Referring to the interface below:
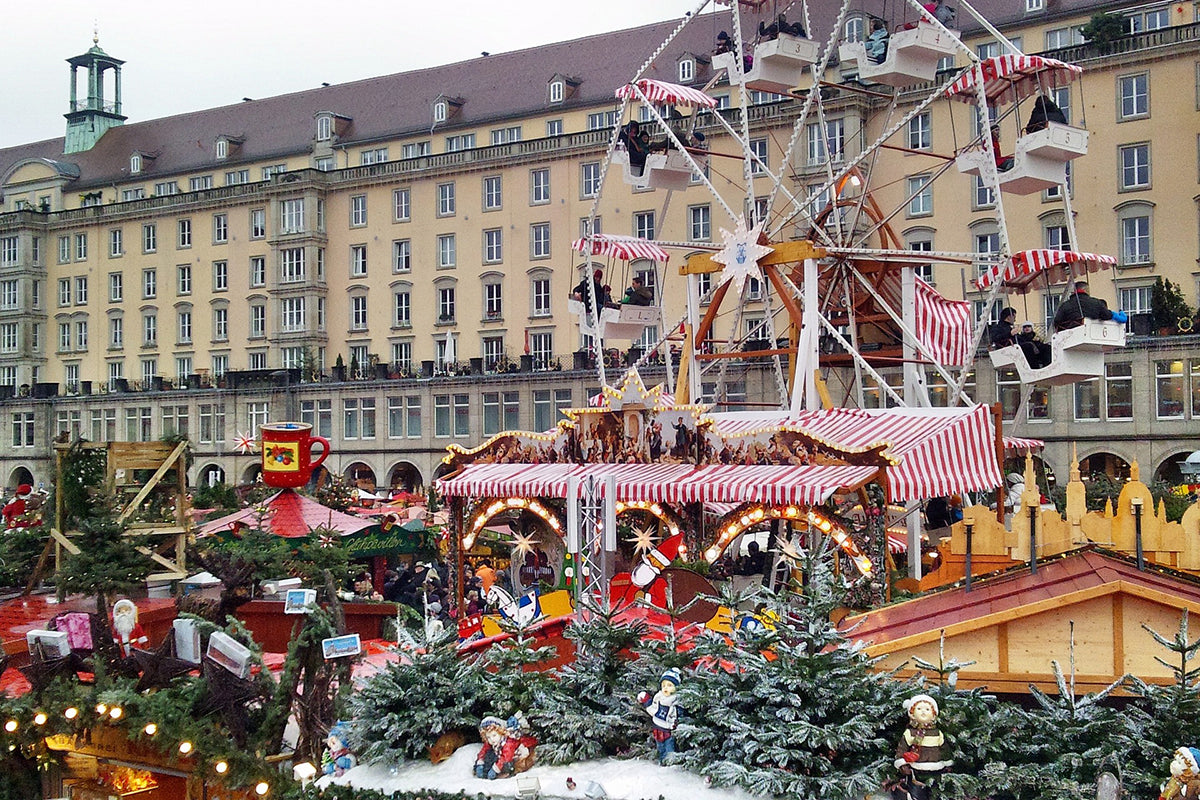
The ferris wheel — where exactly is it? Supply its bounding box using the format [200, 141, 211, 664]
[574, 0, 1115, 414]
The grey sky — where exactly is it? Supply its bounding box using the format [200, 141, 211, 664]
[0, 0, 695, 150]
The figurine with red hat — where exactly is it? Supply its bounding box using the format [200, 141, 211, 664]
[3, 483, 39, 531]
[630, 532, 686, 589]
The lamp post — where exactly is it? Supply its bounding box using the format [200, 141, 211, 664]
[1131, 495, 1144, 570]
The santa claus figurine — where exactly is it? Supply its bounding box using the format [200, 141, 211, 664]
[1160, 747, 1200, 800]
[111, 599, 149, 657]
[630, 532, 686, 589]
[891, 693, 953, 800]
[2, 484, 35, 530]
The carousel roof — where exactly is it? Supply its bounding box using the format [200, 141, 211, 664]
[436, 461, 878, 506]
[615, 78, 718, 108]
[945, 54, 1082, 106]
[975, 249, 1117, 294]
[710, 405, 1003, 501]
[197, 489, 376, 539]
[571, 233, 671, 263]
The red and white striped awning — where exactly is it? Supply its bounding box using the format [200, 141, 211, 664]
[975, 249, 1116, 294]
[711, 405, 1003, 502]
[571, 234, 670, 263]
[946, 55, 1083, 106]
[616, 79, 719, 109]
[878, 273, 973, 367]
[1003, 436, 1044, 454]
[436, 462, 876, 506]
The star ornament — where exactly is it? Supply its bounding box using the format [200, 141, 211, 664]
[233, 430, 257, 455]
[712, 217, 772, 298]
[624, 525, 660, 555]
[511, 530, 538, 558]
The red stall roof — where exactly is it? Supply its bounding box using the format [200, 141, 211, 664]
[198, 489, 376, 539]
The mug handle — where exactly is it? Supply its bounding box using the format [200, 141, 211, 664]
[309, 436, 330, 471]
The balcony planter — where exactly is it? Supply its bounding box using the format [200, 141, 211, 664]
[469, 357, 484, 376]
[625, 347, 642, 367]
[151, 376, 165, 392]
[32, 383, 58, 399]
[331, 365, 347, 382]
[80, 381, 92, 396]
[186, 373, 201, 389]
[421, 360, 435, 378]
[520, 354, 534, 372]
[374, 363, 390, 380]
[114, 378, 130, 393]
[573, 350, 591, 370]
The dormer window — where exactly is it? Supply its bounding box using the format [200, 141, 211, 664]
[679, 57, 696, 83]
[216, 139, 228, 160]
[129, 153, 142, 174]
[549, 80, 564, 104]
[316, 115, 332, 142]
[433, 101, 447, 123]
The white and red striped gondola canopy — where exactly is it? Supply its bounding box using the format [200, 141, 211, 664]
[615, 79, 719, 109]
[975, 249, 1116, 294]
[571, 234, 670, 263]
[945, 55, 1083, 106]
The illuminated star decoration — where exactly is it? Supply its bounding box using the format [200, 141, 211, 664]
[233, 431, 257, 455]
[317, 532, 338, 549]
[624, 525, 660, 555]
[773, 538, 805, 569]
[510, 530, 538, 559]
[711, 216, 773, 298]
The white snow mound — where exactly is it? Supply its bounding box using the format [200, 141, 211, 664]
[318, 744, 761, 800]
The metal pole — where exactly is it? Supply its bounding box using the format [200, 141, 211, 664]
[1028, 502, 1038, 576]
[1132, 498, 1145, 570]
[964, 522, 974, 592]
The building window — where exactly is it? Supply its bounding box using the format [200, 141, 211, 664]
[1156, 360, 1185, 418]
[189, 176, 213, 192]
[73, 276, 88, 305]
[1120, 285, 1153, 315]
[250, 304, 265, 338]
[1119, 143, 1150, 190]
[547, 119, 563, 136]
[484, 229, 503, 263]
[177, 310, 192, 344]
[401, 141, 431, 159]
[748, 137, 768, 175]
[142, 224, 156, 253]
[689, 205, 711, 240]
[1190, 361, 1200, 418]
[531, 168, 551, 204]
[360, 148, 388, 165]
[343, 398, 377, 440]
[143, 313, 157, 345]
[316, 115, 332, 141]
[213, 261, 228, 292]
[350, 195, 367, 227]
[908, 112, 932, 150]
[250, 209, 266, 239]
[58, 236, 70, 264]
[394, 290, 411, 327]
[351, 296, 368, 330]
[282, 297, 306, 332]
[393, 240, 411, 272]
[177, 219, 192, 248]
[483, 176, 502, 210]
[393, 188, 411, 221]
[806, 119, 845, 165]
[532, 276, 552, 317]
[1045, 222, 1070, 251]
[281, 199, 305, 233]
[549, 80, 564, 104]
[530, 331, 553, 369]
[109, 229, 123, 257]
[1025, 0, 1043, 11]
[1074, 379, 1100, 421]
[484, 282, 503, 318]
[143, 269, 157, 299]
[438, 286, 456, 321]
[109, 317, 123, 348]
[225, 169, 249, 185]
[437, 234, 456, 268]
[351, 245, 368, 277]
[155, 181, 179, 196]
[582, 162, 601, 198]
[445, 134, 475, 152]
[213, 307, 228, 341]
[1119, 208, 1152, 265]
[1118, 73, 1149, 120]
[58, 278, 71, 307]
[434, 395, 451, 437]
[845, 16, 865, 42]
[437, 183, 456, 216]
[178, 265, 192, 295]
[250, 256, 265, 287]
[262, 164, 286, 180]
[281, 247, 305, 283]
[973, 175, 995, 209]
[678, 57, 695, 83]
[531, 223, 551, 259]
[906, 176, 932, 216]
[11, 412, 35, 447]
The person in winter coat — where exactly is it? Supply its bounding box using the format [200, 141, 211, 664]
[1053, 281, 1128, 332]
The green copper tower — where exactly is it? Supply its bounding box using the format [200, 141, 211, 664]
[63, 31, 125, 154]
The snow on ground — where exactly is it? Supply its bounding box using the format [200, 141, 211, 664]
[319, 744, 761, 800]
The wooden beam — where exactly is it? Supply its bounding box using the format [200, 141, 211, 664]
[50, 528, 82, 556]
[680, 240, 828, 275]
[117, 440, 189, 524]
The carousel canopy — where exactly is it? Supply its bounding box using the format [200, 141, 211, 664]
[436, 461, 878, 506]
[710, 405, 1003, 502]
[615, 78, 718, 108]
[975, 249, 1116, 294]
[571, 233, 670, 263]
[1004, 436, 1044, 454]
[945, 54, 1082, 106]
[878, 273, 973, 367]
[197, 489, 376, 538]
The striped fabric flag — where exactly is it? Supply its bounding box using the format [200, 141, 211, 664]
[914, 276, 972, 367]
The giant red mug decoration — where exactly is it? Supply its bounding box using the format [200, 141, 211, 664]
[260, 422, 330, 488]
